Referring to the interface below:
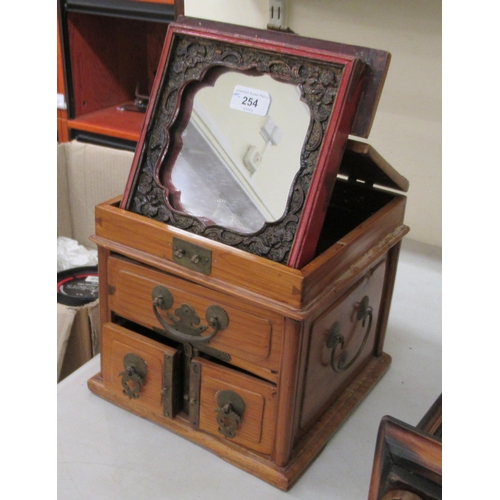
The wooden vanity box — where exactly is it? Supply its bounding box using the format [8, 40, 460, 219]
[87, 18, 409, 490]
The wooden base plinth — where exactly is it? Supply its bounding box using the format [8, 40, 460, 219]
[88, 353, 391, 490]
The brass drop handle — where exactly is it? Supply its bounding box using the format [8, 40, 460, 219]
[119, 353, 147, 399]
[152, 285, 229, 345]
[215, 390, 246, 439]
[326, 295, 373, 373]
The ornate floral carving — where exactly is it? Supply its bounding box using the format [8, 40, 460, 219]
[126, 34, 345, 264]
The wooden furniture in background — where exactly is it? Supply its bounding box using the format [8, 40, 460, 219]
[368, 395, 442, 500]
[57, 0, 182, 148]
[57, 9, 69, 143]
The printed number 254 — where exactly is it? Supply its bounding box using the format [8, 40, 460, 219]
[242, 96, 258, 107]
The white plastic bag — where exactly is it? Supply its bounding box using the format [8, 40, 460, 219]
[57, 237, 98, 272]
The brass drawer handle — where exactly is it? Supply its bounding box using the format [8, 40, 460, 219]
[215, 390, 246, 439]
[152, 285, 229, 345]
[119, 353, 147, 399]
[326, 295, 373, 373]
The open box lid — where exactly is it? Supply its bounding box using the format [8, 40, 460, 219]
[121, 17, 394, 269]
[341, 140, 409, 192]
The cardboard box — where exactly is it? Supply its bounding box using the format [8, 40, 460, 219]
[57, 140, 133, 381]
[57, 300, 99, 381]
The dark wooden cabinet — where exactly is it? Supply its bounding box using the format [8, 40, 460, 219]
[58, 0, 179, 149]
[368, 395, 442, 500]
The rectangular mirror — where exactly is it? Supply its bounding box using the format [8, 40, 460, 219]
[121, 17, 390, 268]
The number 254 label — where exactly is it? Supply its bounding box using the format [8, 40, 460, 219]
[230, 85, 271, 116]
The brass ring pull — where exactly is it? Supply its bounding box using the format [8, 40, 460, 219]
[327, 295, 373, 373]
[119, 353, 147, 399]
[215, 390, 246, 439]
[152, 285, 229, 345]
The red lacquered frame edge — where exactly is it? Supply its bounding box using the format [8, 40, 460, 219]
[121, 17, 386, 269]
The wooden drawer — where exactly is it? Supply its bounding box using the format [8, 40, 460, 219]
[107, 255, 283, 382]
[101, 322, 182, 418]
[189, 357, 278, 456]
[299, 257, 387, 429]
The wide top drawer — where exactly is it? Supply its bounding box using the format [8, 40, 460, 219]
[106, 255, 283, 382]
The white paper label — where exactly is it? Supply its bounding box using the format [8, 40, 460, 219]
[57, 93, 67, 110]
[230, 86, 271, 116]
[85, 276, 99, 283]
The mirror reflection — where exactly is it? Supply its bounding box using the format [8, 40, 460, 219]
[167, 71, 311, 234]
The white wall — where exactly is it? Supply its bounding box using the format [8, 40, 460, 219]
[184, 0, 442, 247]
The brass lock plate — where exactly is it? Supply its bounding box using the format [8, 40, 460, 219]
[215, 390, 246, 439]
[119, 353, 148, 399]
[172, 237, 212, 275]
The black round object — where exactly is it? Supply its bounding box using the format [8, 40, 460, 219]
[57, 266, 99, 306]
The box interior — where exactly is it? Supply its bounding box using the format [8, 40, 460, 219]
[315, 179, 397, 257]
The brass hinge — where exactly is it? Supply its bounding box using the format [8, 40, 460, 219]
[189, 361, 202, 429]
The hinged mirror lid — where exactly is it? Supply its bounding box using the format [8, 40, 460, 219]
[121, 17, 393, 269]
[340, 140, 409, 193]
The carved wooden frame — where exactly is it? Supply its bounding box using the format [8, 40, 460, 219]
[121, 18, 382, 268]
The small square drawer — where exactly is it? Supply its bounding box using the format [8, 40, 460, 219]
[189, 357, 277, 456]
[101, 323, 182, 418]
[107, 255, 283, 382]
